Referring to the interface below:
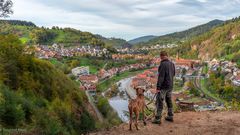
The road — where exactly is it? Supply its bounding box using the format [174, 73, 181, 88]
[192, 67, 224, 104]
[124, 77, 136, 99]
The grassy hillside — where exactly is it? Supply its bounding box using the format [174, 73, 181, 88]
[177, 17, 240, 65]
[0, 35, 96, 134]
[135, 19, 224, 47]
[0, 20, 131, 49]
[0, 20, 105, 47]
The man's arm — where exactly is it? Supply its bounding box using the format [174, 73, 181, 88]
[157, 64, 165, 90]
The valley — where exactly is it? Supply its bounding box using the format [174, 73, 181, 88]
[1, 2, 240, 134]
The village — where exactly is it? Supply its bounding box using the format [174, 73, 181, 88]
[33, 43, 240, 112]
[33, 43, 152, 61]
[68, 51, 240, 112]
[34, 44, 110, 59]
[127, 57, 239, 112]
[208, 59, 240, 86]
[71, 57, 160, 95]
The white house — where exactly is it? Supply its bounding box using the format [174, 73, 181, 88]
[72, 66, 89, 77]
[233, 75, 240, 86]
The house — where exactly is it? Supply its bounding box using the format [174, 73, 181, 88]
[98, 69, 108, 79]
[72, 66, 89, 77]
[52, 43, 59, 49]
[81, 83, 97, 95]
[209, 59, 219, 67]
[175, 58, 200, 69]
[232, 74, 240, 86]
[79, 75, 98, 84]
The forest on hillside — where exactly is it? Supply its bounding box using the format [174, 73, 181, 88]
[135, 19, 224, 47]
[0, 35, 96, 134]
[176, 17, 240, 66]
[0, 20, 130, 49]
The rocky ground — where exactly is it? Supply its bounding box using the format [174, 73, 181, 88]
[91, 111, 240, 135]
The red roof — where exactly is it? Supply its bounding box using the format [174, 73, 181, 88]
[79, 75, 98, 82]
[137, 74, 147, 78]
[235, 74, 240, 80]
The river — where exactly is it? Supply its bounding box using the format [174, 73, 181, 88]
[108, 77, 135, 122]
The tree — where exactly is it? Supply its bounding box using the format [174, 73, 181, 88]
[0, 86, 25, 128]
[0, 35, 23, 89]
[0, 0, 13, 18]
[181, 68, 187, 86]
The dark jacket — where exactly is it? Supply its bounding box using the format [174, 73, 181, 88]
[157, 59, 175, 90]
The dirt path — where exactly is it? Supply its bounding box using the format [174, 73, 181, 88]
[91, 111, 240, 135]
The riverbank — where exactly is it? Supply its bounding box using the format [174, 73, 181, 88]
[97, 69, 146, 92]
[108, 77, 133, 122]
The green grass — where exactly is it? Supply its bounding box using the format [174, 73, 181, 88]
[61, 57, 143, 75]
[200, 79, 225, 103]
[184, 97, 205, 103]
[202, 65, 208, 74]
[97, 69, 147, 92]
[49, 58, 62, 65]
[173, 80, 183, 92]
[78, 58, 102, 74]
[61, 57, 106, 74]
[19, 37, 29, 44]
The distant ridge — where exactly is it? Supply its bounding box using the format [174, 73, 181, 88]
[128, 35, 157, 45]
[0, 19, 36, 27]
[96, 34, 131, 48]
[134, 19, 224, 47]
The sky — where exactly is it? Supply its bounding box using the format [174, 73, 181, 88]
[8, 0, 240, 40]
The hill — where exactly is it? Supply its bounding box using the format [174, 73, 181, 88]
[135, 19, 224, 47]
[0, 35, 96, 134]
[0, 20, 105, 47]
[128, 35, 156, 45]
[0, 20, 36, 27]
[96, 34, 131, 48]
[177, 17, 240, 65]
[92, 111, 240, 135]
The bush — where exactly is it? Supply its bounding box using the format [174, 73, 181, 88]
[35, 109, 67, 135]
[0, 85, 25, 128]
[97, 96, 111, 117]
[96, 96, 121, 127]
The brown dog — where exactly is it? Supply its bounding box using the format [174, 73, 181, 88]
[128, 86, 147, 130]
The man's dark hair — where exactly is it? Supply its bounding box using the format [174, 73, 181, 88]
[160, 51, 168, 57]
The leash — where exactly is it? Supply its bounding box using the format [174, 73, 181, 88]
[145, 97, 157, 120]
[146, 93, 157, 106]
[145, 93, 157, 112]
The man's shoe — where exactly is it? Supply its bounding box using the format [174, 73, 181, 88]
[152, 119, 161, 124]
[165, 116, 174, 122]
[152, 116, 161, 124]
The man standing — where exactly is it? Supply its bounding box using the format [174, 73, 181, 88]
[153, 51, 175, 124]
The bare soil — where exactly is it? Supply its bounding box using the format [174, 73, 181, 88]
[91, 111, 240, 135]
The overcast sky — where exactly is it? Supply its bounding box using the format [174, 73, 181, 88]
[8, 0, 240, 40]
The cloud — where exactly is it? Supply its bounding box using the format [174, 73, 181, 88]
[9, 0, 240, 40]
